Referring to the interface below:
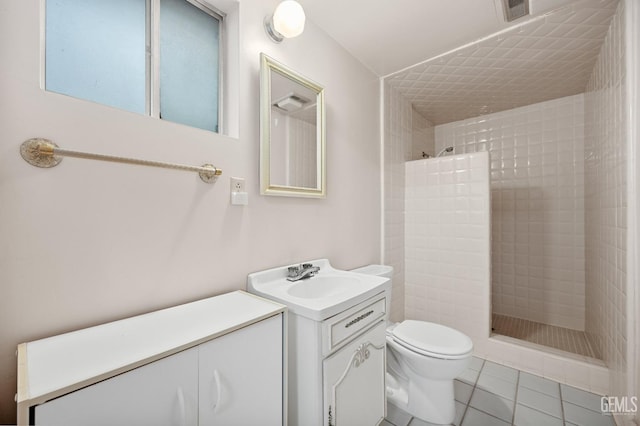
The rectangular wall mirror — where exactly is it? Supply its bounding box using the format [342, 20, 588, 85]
[260, 53, 325, 198]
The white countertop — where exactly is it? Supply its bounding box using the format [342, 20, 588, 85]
[17, 291, 285, 405]
[247, 259, 390, 320]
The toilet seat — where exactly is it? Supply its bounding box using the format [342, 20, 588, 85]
[390, 320, 473, 360]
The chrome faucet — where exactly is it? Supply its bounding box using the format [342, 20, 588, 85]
[287, 263, 320, 281]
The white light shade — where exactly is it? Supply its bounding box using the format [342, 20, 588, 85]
[272, 0, 305, 38]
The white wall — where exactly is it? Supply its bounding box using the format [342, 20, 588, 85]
[435, 94, 587, 331]
[0, 0, 381, 423]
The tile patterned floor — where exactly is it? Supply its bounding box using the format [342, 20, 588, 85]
[492, 314, 599, 359]
[383, 357, 616, 426]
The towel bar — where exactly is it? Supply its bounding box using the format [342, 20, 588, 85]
[20, 138, 222, 183]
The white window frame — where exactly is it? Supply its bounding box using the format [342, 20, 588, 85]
[40, 0, 238, 136]
[147, 0, 225, 133]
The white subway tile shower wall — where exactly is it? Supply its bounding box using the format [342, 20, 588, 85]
[585, 0, 628, 403]
[384, 82, 413, 322]
[404, 152, 491, 342]
[435, 94, 586, 331]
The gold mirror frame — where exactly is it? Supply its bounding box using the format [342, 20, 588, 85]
[260, 53, 326, 198]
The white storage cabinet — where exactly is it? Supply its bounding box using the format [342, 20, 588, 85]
[17, 291, 285, 425]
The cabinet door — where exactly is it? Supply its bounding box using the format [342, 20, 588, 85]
[199, 314, 283, 425]
[35, 347, 198, 426]
[323, 321, 386, 426]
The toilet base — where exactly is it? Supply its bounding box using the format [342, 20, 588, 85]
[386, 372, 409, 408]
[386, 373, 456, 425]
[408, 377, 455, 424]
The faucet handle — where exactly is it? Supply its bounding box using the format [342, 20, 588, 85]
[287, 265, 301, 277]
[302, 263, 313, 269]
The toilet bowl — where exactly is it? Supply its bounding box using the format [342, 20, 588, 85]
[386, 320, 473, 424]
[351, 265, 473, 425]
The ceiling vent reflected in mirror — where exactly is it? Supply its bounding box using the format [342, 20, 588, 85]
[273, 93, 311, 112]
[502, 0, 529, 21]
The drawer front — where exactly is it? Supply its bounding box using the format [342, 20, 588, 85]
[323, 295, 386, 355]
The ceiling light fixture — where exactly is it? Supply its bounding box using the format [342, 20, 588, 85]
[264, 0, 306, 43]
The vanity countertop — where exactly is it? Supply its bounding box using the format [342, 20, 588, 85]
[17, 290, 285, 405]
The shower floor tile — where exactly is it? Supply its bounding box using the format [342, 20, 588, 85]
[491, 314, 599, 359]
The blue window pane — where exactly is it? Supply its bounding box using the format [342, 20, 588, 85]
[45, 0, 146, 114]
[160, 0, 220, 132]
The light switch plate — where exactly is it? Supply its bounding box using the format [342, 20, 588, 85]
[231, 192, 248, 205]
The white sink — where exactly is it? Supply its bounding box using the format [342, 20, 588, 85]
[247, 259, 391, 320]
[287, 275, 360, 299]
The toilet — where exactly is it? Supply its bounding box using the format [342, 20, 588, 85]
[352, 265, 473, 425]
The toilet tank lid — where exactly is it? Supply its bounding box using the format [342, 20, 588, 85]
[392, 320, 473, 357]
[350, 264, 393, 278]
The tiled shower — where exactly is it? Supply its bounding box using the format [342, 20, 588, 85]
[383, 0, 634, 406]
[435, 94, 586, 332]
[434, 94, 590, 355]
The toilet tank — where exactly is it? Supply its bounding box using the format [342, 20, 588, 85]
[351, 264, 393, 281]
[351, 265, 393, 319]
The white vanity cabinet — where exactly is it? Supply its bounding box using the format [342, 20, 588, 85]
[288, 293, 388, 426]
[17, 291, 285, 426]
[247, 259, 392, 425]
[323, 321, 386, 426]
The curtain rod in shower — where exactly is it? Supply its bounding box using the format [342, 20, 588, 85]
[19, 138, 222, 183]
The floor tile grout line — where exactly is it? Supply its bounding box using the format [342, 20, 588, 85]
[563, 399, 613, 416]
[517, 380, 561, 399]
[516, 399, 565, 422]
[559, 381, 566, 423]
[478, 366, 519, 384]
[469, 405, 514, 425]
[517, 374, 566, 421]
[511, 370, 520, 425]
[458, 360, 482, 426]
[465, 359, 523, 425]
[457, 396, 470, 425]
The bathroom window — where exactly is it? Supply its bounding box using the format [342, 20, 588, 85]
[45, 0, 222, 133]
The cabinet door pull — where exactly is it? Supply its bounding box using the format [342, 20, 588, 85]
[176, 386, 186, 426]
[212, 369, 223, 413]
[345, 310, 374, 328]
